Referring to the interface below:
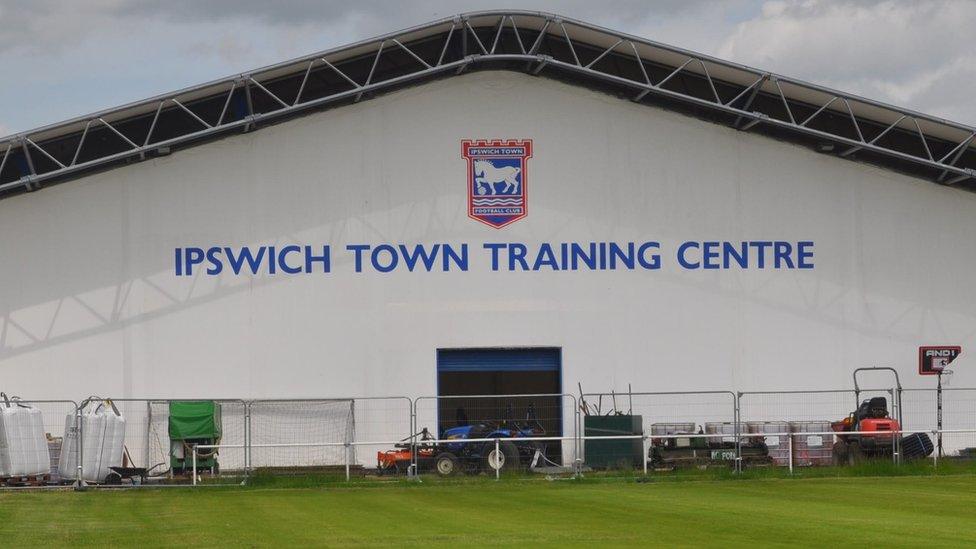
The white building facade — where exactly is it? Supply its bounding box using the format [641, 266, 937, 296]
[1, 69, 973, 402]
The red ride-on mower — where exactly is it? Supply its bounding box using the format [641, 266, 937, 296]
[831, 367, 934, 465]
[830, 396, 933, 465]
[831, 396, 900, 464]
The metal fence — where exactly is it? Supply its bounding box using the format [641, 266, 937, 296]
[581, 391, 737, 472]
[411, 393, 578, 477]
[2, 387, 976, 488]
[903, 388, 976, 458]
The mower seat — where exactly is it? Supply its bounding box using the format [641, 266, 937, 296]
[855, 397, 889, 421]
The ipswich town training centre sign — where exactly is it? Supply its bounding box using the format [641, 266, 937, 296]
[463, 139, 532, 228]
[174, 138, 818, 277]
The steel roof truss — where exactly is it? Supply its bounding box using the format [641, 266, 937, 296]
[0, 143, 10, 178]
[0, 11, 973, 196]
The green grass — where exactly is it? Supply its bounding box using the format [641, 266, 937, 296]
[3, 472, 976, 547]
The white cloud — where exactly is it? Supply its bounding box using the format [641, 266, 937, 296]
[717, 0, 976, 124]
[0, 0, 752, 133]
[0, 0, 972, 133]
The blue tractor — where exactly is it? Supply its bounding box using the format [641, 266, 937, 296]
[433, 404, 546, 476]
[378, 403, 548, 476]
[436, 404, 547, 475]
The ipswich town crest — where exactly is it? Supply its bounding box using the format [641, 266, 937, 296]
[462, 139, 533, 228]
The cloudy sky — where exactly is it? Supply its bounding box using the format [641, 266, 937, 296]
[0, 0, 974, 138]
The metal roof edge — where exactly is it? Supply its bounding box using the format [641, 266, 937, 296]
[0, 10, 973, 193]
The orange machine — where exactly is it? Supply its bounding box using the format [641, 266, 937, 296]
[831, 396, 900, 464]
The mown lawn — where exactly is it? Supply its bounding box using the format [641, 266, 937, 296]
[2, 475, 975, 547]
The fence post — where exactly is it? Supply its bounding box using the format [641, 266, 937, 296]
[144, 401, 152, 474]
[788, 433, 793, 475]
[888, 388, 902, 466]
[409, 398, 418, 480]
[75, 404, 85, 489]
[892, 427, 897, 465]
[345, 442, 351, 482]
[244, 401, 251, 479]
[734, 392, 743, 474]
[574, 398, 582, 478]
[642, 435, 648, 476]
[495, 438, 500, 481]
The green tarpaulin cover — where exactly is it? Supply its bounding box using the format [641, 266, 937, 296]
[168, 401, 222, 440]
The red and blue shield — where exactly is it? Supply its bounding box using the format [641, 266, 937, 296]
[462, 139, 533, 228]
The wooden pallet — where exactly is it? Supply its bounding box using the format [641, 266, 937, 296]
[2, 473, 51, 487]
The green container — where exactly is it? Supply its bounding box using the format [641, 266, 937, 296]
[169, 401, 222, 471]
[584, 415, 643, 469]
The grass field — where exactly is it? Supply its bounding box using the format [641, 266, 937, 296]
[3, 472, 976, 547]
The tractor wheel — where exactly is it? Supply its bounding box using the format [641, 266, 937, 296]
[434, 452, 460, 477]
[483, 441, 520, 473]
[832, 440, 848, 466]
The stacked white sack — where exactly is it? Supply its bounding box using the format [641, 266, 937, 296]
[59, 399, 125, 483]
[0, 395, 52, 477]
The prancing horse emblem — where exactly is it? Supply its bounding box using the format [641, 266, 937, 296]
[462, 139, 532, 228]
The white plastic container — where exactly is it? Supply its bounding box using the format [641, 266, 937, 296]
[746, 421, 791, 466]
[650, 423, 697, 447]
[0, 394, 52, 477]
[704, 422, 739, 443]
[59, 398, 126, 483]
[790, 421, 833, 466]
[650, 422, 696, 436]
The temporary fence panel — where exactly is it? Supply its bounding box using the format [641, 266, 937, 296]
[745, 421, 791, 466]
[737, 390, 858, 468]
[8, 384, 976, 489]
[903, 388, 976, 457]
[789, 421, 833, 466]
[412, 393, 577, 476]
[582, 391, 736, 471]
[143, 399, 247, 483]
[248, 399, 356, 471]
[103, 400, 166, 479]
[344, 397, 412, 472]
[739, 390, 865, 424]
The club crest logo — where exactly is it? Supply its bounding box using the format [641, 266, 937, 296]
[462, 139, 533, 228]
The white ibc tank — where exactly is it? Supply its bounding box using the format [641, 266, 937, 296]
[59, 398, 125, 483]
[0, 394, 52, 478]
[650, 422, 696, 436]
[704, 422, 739, 443]
[746, 421, 791, 466]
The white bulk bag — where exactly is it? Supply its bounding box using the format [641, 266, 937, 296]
[59, 398, 126, 483]
[0, 393, 51, 477]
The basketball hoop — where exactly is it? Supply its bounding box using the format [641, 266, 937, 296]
[919, 346, 961, 375]
[921, 345, 964, 460]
